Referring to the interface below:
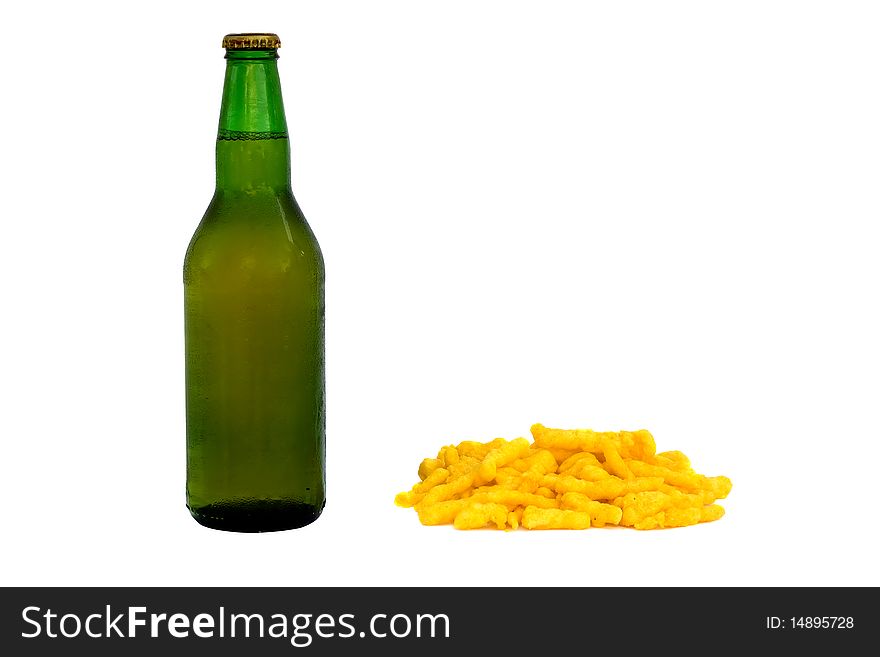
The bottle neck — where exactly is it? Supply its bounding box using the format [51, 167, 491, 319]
[216, 50, 290, 193]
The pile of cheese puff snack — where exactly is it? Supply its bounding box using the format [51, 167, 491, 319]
[395, 424, 732, 530]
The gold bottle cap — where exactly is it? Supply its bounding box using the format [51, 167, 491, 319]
[222, 33, 281, 50]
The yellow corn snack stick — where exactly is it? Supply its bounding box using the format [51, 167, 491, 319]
[632, 507, 698, 530]
[615, 491, 670, 527]
[478, 437, 531, 483]
[559, 492, 623, 527]
[455, 441, 486, 459]
[571, 463, 612, 482]
[602, 442, 633, 479]
[510, 450, 557, 483]
[538, 473, 559, 489]
[437, 445, 460, 467]
[660, 483, 722, 506]
[524, 449, 558, 475]
[554, 474, 664, 500]
[704, 475, 733, 500]
[507, 507, 524, 530]
[420, 471, 475, 506]
[521, 506, 590, 530]
[470, 489, 559, 510]
[514, 449, 559, 493]
[417, 466, 450, 490]
[701, 504, 726, 523]
[447, 455, 481, 479]
[557, 451, 600, 474]
[625, 477, 666, 493]
[516, 476, 538, 494]
[629, 460, 732, 501]
[453, 502, 509, 530]
[418, 458, 443, 481]
[627, 459, 704, 490]
[394, 467, 450, 507]
[509, 459, 529, 473]
[531, 423, 610, 453]
[616, 430, 656, 461]
[651, 450, 692, 472]
[396, 424, 731, 530]
[615, 489, 725, 529]
[633, 503, 725, 529]
[544, 447, 579, 464]
[394, 491, 418, 508]
[552, 474, 596, 495]
[532, 425, 655, 460]
[416, 499, 470, 526]
[457, 438, 507, 460]
[553, 474, 623, 499]
[663, 507, 704, 528]
[657, 485, 706, 509]
[494, 466, 522, 488]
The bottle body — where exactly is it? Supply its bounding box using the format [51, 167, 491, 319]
[184, 36, 324, 532]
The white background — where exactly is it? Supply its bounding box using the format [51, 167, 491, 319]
[1, 1, 878, 587]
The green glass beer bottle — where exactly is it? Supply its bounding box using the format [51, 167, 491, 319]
[184, 33, 325, 532]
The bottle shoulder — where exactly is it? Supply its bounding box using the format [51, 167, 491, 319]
[184, 190, 323, 284]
